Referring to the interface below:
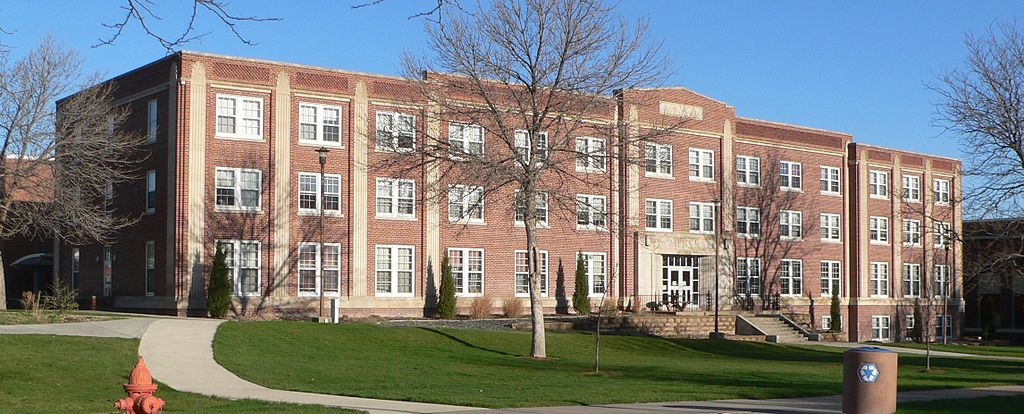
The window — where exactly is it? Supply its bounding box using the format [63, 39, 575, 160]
[71, 248, 80, 290]
[576, 195, 607, 229]
[736, 207, 760, 237]
[376, 178, 415, 218]
[780, 210, 802, 240]
[214, 168, 262, 212]
[688, 148, 714, 181]
[820, 166, 840, 194]
[297, 243, 341, 296]
[736, 155, 760, 186]
[375, 245, 414, 297]
[645, 199, 673, 231]
[820, 213, 841, 241]
[515, 250, 548, 297]
[147, 98, 158, 144]
[216, 240, 261, 296]
[514, 130, 548, 163]
[736, 257, 761, 296]
[872, 315, 891, 342]
[935, 314, 953, 339]
[580, 252, 607, 296]
[449, 248, 484, 296]
[146, 170, 156, 214]
[870, 262, 889, 297]
[689, 202, 716, 234]
[869, 170, 889, 198]
[869, 217, 889, 244]
[780, 259, 803, 296]
[933, 221, 951, 248]
[933, 179, 950, 205]
[515, 191, 549, 226]
[449, 122, 483, 156]
[903, 263, 921, 298]
[823, 315, 843, 331]
[780, 161, 802, 190]
[448, 185, 484, 223]
[645, 143, 672, 177]
[933, 265, 949, 297]
[216, 95, 263, 139]
[906, 315, 916, 339]
[576, 137, 606, 172]
[821, 261, 841, 296]
[145, 241, 156, 296]
[299, 103, 342, 145]
[297, 173, 341, 215]
[902, 175, 920, 202]
[902, 220, 921, 246]
[376, 111, 416, 151]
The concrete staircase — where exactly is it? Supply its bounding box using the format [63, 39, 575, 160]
[750, 315, 811, 343]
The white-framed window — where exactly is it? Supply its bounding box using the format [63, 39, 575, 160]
[869, 216, 889, 244]
[449, 248, 484, 296]
[935, 314, 953, 339]
[933, 179, 951, 205]
[147, 98, 158, 144]
[870, 262, 890, 297]
[576, 194, 607, 229]
[215, 168, 262, 212]
[297, 243, 341, 296]
[299, 103, 342, 145]
[145, 241, 156, 296]
[689, 202, 716, 234]
[823, 315, 844, 331]
[933, 264, 949, 297]
[906, 315, 916, 337]
[448, 184, 484, 224]
[449, 122, 484, 157]
[736, 155, 760, 186]
[375, 245, 414, 297]
[514, 250, 548, 297]
[146, 170, 157, 214]
[297, 172, 341, 215]
[645, 199, 673, 232]
[820, 166, 840, 194]
[902, 219, 921, 246]
[869, 170, 889, 198]
[71, 247, 80, 290]
[902, 175, 920, 202]
[216, 95, 263, 139]
[215, 240, 261, 296]
[514, 191, 549, 226]
[576, 137, 606, 172]
[375, 178, 415, 218]
[820, 261, 841, 297]
[736, 206, 760, 237]
[580, 252, 607, 297]
[645, 143, 672, 177]
[514, 130, 548, 163]
[780, 161, 802, 190]
[903, 263, 921, 298]
[376, 111, 416, 151]
[688, 148, 714, 181]
[872, 315, 891, 342]
[933, 221, 951, 248]
[780, 210, 802, 240]
[736, 257, 761, 296]
[780, 259, 803, 296]
[820, 213, 841, 242]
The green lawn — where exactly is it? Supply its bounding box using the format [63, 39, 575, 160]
[214, 321, 1024, 408]
[0, 334, 360, 414]
[886, 342, 1024, 358]
[898, 394, 1024, 413]
[0, 309, 119, 325]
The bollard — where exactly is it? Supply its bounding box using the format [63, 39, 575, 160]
[842, 346, 897, 414]
[114, 356, 166, 414]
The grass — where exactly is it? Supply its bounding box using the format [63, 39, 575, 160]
[0, 309, 118, 325]
[886, 342, 1024, 358]
[0, 334, 360, 414]
[898, 394, 1024, 413]
[214, 321, 1024, 408]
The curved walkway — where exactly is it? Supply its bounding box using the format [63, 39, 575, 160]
[139, 318, 476, 414]
[0, 317, 155, 338]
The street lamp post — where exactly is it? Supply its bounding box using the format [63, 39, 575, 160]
[943, 238, 950, 345]
[316, 147, 330, 323]
[710, 198, 724, 339]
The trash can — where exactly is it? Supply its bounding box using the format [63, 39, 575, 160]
[842, 346, 898, 414]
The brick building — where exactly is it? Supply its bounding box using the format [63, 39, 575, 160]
[55, 51, 963, 341]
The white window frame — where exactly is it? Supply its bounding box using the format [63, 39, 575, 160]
[933, 221, 951, 248]
[375, 178, 416, 219]
[449, 122, 484, 157]
[780, 259, 803, 296]
[375, 245, 415, 297]
[933, 264, 950, 298]
[297, 172, 341, 216]
[576, 137, 607, 173]
[736, 206, 761, 237]
[71, 247, 80, 290]
[449, 247, 485, 297]
[902, 175, 921, 202]
[933, 179, 951, 205]
[146, 98, 158, 144]
[935, 314, 953, 339]
[215, 167, 263, 212]
[645, 199, 673, 232]
[514, 130, 548, 163]
[216, 94, 264, 140]
[645, 143, 672, 177]
[823, 315, 844, 331]
[580, 252, 607, 297]
[820, 166, 840, 195]
[870, 262, 890, 297]
[145, 170, 157, 214]
[869, 170, 889, 199]
[736, 155, 760, 187]
[820, 260, 841, 297]
[688, 202, 716, 234]
[869, 216, 889, 244]
[375, 111, 416, 152]
[514, 250, 548, 298]
[736, 257, 761, 296]
[688, 148, 714, 181]
[298, 103, 343, 146]
[448, 184, 484, 224]
[902, 219, 921, 247]
[215, 239, 262, 297]
[145, 240, 156, 296]
[297, 242, 342, 297]
[514, 190, 549, 227]
[820, 213, 841, 242]
[872, 315, 891, 342]
[780, 161, 802, 190]
[903, 263, 921, 298]
[576, 194, 607, 229]
[780, 210, 803, 240]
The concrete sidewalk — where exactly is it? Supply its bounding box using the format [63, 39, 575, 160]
[809, 341, 1024, 362]
[0, 317, 155, 338]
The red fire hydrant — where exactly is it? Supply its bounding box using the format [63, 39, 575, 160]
[114, 356, 165, 414]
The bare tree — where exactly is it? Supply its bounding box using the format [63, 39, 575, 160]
[381, 0, 674, 358]
[96, 0, 279, 52]
[0, 37, 144, 309]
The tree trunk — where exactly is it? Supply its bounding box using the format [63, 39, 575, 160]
[0, 251, 7, 310]
[525, 191, 546, 359]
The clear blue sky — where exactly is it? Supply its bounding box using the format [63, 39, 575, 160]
[3, 1, 1022, 160]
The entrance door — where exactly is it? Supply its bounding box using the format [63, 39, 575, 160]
[662, 255, 700, 310]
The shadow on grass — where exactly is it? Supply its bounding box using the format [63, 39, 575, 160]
[418, 327, 519, 357]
